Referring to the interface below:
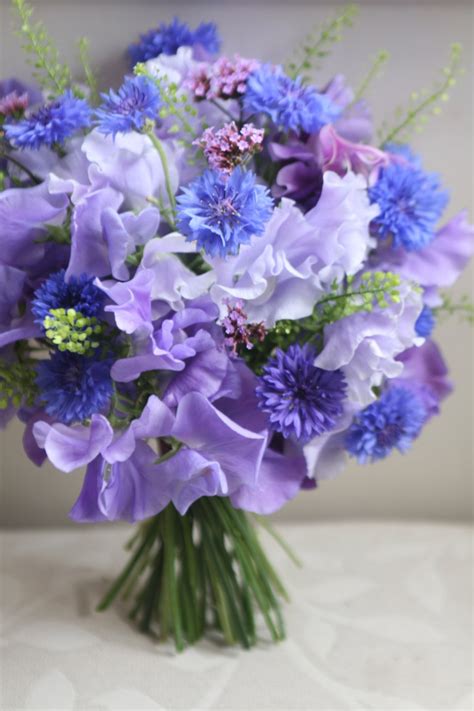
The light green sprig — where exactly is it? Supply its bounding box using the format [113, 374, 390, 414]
[378, 43, 463, 146]
[0, 359, 37, 410]
[286, 4, 359, 81]
[435, 292, 474, 325]
[313, 271, 402, 325]
[349, 50, 390, 106]
[134, 63, 198, 142]
[11, 0, 72, 97]
[43, 308, 103, 354]
[77, 37, 99, 103]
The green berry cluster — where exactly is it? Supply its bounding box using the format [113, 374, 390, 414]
[317, 271, 401, 324]
[43, 308, 103, 354]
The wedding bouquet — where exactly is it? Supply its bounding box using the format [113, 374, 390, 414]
[1, 2, 472, 651]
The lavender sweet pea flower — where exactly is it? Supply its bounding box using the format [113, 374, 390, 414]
[322, 74, 374, 143]
[391, 340, 453, 419]
[374, 211, 474, 305]
[70, 391, 266, 521]
[317, 125, 389, 183]
[97, 269, 155, 334]
[32, 394, 175, 473]
[315, 281, 423, 406]
[111, 297, 239, 407]
[210, 172, 377, 326]
[82, 129, 179, 211]
[0, 182, 69, 270]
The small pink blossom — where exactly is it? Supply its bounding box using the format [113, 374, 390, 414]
[186, 55, 259, 101]
[0, 90, 29, 117]
[318, 124, 390, 184]
[222, 300, 266, 356]
[195, 121, 264, 173]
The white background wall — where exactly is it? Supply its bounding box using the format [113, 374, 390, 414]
[0, 0, 472, 526]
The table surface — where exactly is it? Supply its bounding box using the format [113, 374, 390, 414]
[0, 522, 472, 711]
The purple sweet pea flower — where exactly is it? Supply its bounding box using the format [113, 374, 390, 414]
[82, 129, 179, 211]
[322, 74, 374, 143]
[210, 172, 378, 326]
[70, 391, 266, 521]
[0, 182, 69, 270]
[318, 125, 389, 183]
[374, 210, 474, 305]
[391, 340, 453, 419]
[314, 280, 423, 406]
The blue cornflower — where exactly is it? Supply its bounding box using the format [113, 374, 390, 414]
[95, 76, 161, 137]
[36, 352, 113, 424]
[345, 387, 427, 464]
[243, 64, 341, 134]
[128, 17, 220, 66]
[256, 344, 347, 443]
[415, 305, 436, 338]
[4, 90, 91, 150]
[32, 270, 104, 327]
[368, 162, 449, 251]
[176, 167, 274, 258]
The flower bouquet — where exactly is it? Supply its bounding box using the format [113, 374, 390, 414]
[1, 2, 472, 651]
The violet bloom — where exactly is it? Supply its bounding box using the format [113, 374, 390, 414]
[81, 129, 179, 211]
[322, 74, 374, 143]
[392, 340, 453, 419]
[314, 280, 423, 406]
[210, 172, 378, 326]
[35, 392, 266, 521]
[66, 186, 161, 280]
[373, 210, 474, 305]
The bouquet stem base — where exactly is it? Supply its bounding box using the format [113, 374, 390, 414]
[97, 498, 289, 651]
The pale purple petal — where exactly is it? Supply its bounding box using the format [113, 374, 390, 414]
[33, 415, 113, 473]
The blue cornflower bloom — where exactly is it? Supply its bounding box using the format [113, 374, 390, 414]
[415, 305, 436, 338]
[4, 90, 90, 150]
[128, 17, 220, 66]
[95, 76, 161, 137]
[368, 162, 449, 251]
[256, 344, 347, 443]
[36, 352, 113, 424]
[243, 64, 341, 134]
[32, 270, 104, 327]
[345, 387, 427, 464]
[176, 167, 274, 258]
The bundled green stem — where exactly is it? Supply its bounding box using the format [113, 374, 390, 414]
[97, 499, 288, 651]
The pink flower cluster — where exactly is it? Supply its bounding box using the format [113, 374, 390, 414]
[222, 300, 266, 356]
[186, 55, 259, 101]
[0, 91, 29, 117]
[196, 121, 264, 173]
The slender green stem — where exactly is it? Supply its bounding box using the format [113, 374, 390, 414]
[144, 127, 177, 217]
[349, 50, 390, 107]
[254, 515, 303, 568]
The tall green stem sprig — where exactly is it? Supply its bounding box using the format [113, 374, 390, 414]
[378, 43, 463, 146]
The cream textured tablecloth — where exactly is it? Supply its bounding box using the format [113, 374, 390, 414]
[0, 522, 472, 711]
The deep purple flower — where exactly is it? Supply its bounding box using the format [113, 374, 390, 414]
[36, 352, 113, 424]
[31, 270, 104, 327]
[256, 344, 347, 443]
